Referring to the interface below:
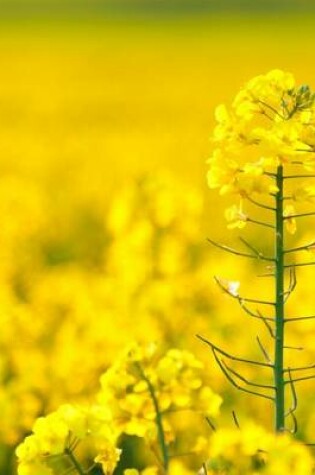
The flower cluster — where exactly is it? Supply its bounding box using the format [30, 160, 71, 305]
[15, 404, 120, 475]
[16, 343, 222, 474]
[97, 343, 222, 443]
[202, 422, 314, 475]
[207, 69, 315, 232]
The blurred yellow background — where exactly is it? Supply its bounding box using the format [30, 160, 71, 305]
[1, 4, 315, 473]
[1, 10, 315, 229]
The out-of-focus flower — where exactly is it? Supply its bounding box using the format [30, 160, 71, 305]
[225, 203, 248, 229]
[98, 343, 222, 451]
[94, 447, 122, 474]
[16, 404, 119, 475]
[283, 204, 297, 235]
[204, 422, 314, 475]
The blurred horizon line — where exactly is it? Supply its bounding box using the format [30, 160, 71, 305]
[0, 0, 315, 19]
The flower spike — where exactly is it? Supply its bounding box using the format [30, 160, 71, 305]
[206, 69, 315, 436]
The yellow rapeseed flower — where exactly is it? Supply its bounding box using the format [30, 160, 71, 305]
[94, 446, 122, 475]
[208, 69, 315, 232]
[224, 203, 248, 229]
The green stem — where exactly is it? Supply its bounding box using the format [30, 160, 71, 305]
[136, 363, 169, 473]
[64, 447, 85, 475]
[274, 165, 285, 432]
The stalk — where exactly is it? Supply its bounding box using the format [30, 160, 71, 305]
[274, 165, 285, 431]
[135, 363, 169, 473]
[64, 447, 85, 475]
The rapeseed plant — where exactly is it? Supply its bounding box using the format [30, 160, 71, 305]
[202, 69, 315, 440]
[16, 344, 222, 474]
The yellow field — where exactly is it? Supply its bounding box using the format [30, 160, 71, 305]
[1, 13, 315, 473]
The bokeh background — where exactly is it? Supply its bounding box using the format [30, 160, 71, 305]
[1, 1, 315, 473]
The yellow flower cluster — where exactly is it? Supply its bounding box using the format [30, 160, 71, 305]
[16, 343, 222, 474]
[97, 343, 222, 442]
[207, 69, 315, 232]
[203, 422, 314, 475]
[15, 403, 120, 475]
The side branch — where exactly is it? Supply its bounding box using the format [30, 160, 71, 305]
[285, 315, 315, 323]
[239, 301, 275, 323]
[283, 211, 315, 219]
[212, 349, 274, 401]
[215, 276, 275, 306]
[284, 262, 315, 268]
[283, 267, 296, 303]
[285, 399, 298, 433]
[196, 334, 273, 368]
[246, 195, 276, 211]
[285, 369, 297, 416]
[207, 238, 274, 261]
[284, 241, 315, 254]
[247, 217, 275, 229]
[284, 374, 315, 384]
[283, 363, 315, 373]
[239, 237, 272, 259]
[222, 358, 275, 390]
[283, 174, 315, 179]
[256, 336, 272, 363]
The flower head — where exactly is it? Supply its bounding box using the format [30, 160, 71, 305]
[207, 70, 315, 233]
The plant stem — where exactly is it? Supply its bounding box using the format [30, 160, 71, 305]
[274, 165, 285, 432]
[64, 447, 85, 475]
[136, 363, 169, 473]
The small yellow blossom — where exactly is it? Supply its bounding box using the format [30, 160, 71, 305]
[207, 150, 238, 196]
[196, 386, 222, 417]
[283, 204, 297, 234]
[94, 446, 122, 474]
[225, 204, 248, 229]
